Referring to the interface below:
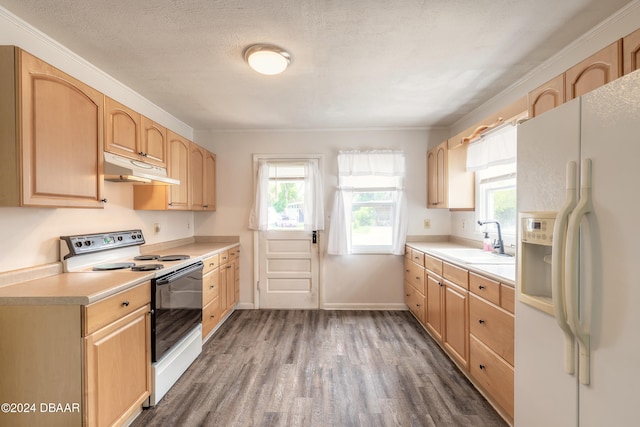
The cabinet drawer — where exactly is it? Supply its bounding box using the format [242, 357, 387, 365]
[469, 294, 514, 365]
[443, 261, 468, 289]
[203, 269, 219, 305]
[410, 249, 424, 267]
[404, 258, 425, 294]
[203, 254, 220, 274]
[501, 284, 515, 314]
[83, 282, 151, 336]
[219, 250, 230, 264]
[469, 272, 500, 305]
[202, 296, 220, 338]
[424, 254, 442, 276]
[229, 246, 240, 260]
[470, 335, 514, 419]
[404, 282, 425, 325]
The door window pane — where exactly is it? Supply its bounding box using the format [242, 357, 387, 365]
[267, 164, 305, 230]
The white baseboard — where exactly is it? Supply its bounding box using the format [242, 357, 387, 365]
[321, 303, 408, 311]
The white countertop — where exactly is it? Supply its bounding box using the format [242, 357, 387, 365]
[405, 242, 516, 286]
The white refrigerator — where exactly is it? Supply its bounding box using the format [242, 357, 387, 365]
[515, 69, 640, 426]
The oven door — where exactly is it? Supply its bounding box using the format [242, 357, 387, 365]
[151, 261, 203, 362]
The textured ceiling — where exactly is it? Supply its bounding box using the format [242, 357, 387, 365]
[0, 0, 633, 130]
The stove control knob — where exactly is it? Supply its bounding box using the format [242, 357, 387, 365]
[75, 242, 82, 248]
[131, 235, 136, 240]
[117, 236, 123, 241]
[137, 234, 142, 239]
[84, 241, 91, 246]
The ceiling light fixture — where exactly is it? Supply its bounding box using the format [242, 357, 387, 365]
[244, 44, 291, 75]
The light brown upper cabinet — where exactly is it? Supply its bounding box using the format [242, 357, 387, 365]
[167, 131, 191, 210]
[133, 130, 190, 210]
[528, 74, 565, 118]
[0, 46, 105, 208]
[104, 97, 141, 160]
[140, 116, 168, 167]
[623, 27, 640, 75]
[104, 98, 167, 168]
[565, 40, 622, 101]
[190, 143, 217, 211]
[204, 150, 217, 211]
[190, 143, 205, 210]
[427, 140, 474, 210]
[427, 141, 447, 208]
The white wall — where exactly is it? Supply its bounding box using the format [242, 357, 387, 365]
[193, 128, 447, 308]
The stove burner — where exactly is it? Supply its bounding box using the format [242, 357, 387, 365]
[131, 263, 165, 271]
[158, 255, 190, 262]
[134, 254, 160, 261]
[92, 262, 136, 271]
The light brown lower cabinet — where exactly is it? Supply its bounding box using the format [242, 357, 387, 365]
[0, 281, 151, 427]
[404, 245, 514, 424]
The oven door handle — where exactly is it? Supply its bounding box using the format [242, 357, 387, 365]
[155, 261, 204, 286]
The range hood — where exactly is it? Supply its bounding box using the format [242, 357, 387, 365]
[104, 152, 179, 185]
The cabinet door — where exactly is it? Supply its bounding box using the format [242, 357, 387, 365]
[225, 261, 235, 310]
[565, 40, 622, 100]
[190, 143, 205, 210]
[104, 97, 140, 160]
[427, 141, 448, 208]
[140, 116, 167, 167]
[443, 281, 469, 369]
[623, 27, 640, 75]
[167, 130, 190, 210]
[427, 148, 438, 208]
[203, 150, 217, 210]
[84, 305, 150, 427]
[219, 262, 228, 316]
[435, 142, 447, 207]
[19, 50, 104, 208]
[528, 74, 565, 118]
[425, 273, 444, 342]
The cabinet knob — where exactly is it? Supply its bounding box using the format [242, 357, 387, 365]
[100, 198, 107, 203]
[122, 301, 130, 307]
[405, 293, 410, 297]
[210, 314, 215, 319]
[209, 285, 215, 289]
[168, 202, 173, 206]
[478, 285, 485, 290]
[203, 205, 209, 208]
[415, 276, 420, 280]
[478, 319, 485, 324]
[439, 282, 443, 287]
[479, 364, 486, 370]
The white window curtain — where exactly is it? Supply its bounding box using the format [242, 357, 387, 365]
[248, 159, 324, 231]
[327, 150, 408, 255]
[466, 124, 517, 171]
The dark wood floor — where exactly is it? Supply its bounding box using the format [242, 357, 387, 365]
[132, 310, 507, 427]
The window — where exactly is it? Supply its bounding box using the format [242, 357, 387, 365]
[476, 163, 517, 238]
[249, 158, 324, 232]
[328, 151, 407, 255]
[466, 124, 517, 245]
[266, 163, 306, 230]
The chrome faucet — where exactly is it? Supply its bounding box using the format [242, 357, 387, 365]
[478, 220, 506, 255]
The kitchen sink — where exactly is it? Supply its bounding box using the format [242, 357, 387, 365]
[430, 248, 515, 265]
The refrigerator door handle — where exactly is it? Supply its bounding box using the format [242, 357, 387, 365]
[565, 158, 592, 385]
[552, 161, 578, 375]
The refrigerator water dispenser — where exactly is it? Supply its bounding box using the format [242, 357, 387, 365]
[518, 212, 556, 315]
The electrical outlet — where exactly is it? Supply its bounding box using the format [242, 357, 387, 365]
[154, 223, 160, 234]
[423, 218, 431, 229]
[462, 220, 466, 229]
